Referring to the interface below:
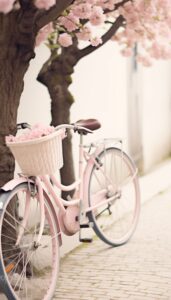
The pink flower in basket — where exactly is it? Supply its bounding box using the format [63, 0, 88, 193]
[6, 123, 65, 175]
[6, 124, 56, 143]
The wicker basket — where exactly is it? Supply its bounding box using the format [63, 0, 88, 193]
[6, 129, 64, 176]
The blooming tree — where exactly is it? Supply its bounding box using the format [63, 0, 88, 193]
[1, 0, 171, 186]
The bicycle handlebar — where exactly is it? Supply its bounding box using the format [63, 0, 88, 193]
[17, 122, 31, 130]
[17, 122, 93, 134]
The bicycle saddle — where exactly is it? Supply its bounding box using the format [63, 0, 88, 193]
[74, 119, 101, 134]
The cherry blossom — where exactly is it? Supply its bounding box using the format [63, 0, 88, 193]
[6, 124, 55, 143]
[90, 37, 103, 46]
[58, 14, 80, 32]
[36, 23, 53, 46]
[59, 0, 171, 65]
[72, 3, 92, 19]
[76, 26, 93, 41]
[89, 6, 105, 26]
[0, 0, 15, 13]
[35, 0, 56, 10]
[2, 0, 171, 66]
[58, 33, 73, 47]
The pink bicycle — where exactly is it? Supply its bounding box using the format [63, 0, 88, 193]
[0, 119, 140, 300]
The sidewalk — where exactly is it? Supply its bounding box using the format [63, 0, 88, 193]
[55, 158, 171, 300]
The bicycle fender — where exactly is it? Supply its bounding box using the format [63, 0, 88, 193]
[0, 177, 34, 192]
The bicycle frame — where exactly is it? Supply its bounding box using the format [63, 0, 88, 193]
[0, 121, 141, 300]
[29, 132, 93, 244]
[29, 134, 124, 245]
[1, 126, 125, 247]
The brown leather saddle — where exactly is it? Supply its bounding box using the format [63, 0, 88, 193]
[73, 119, 101, 134]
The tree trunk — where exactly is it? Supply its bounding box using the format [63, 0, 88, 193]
[0, 59, 31, 186]
[0, 9, 36, 185]
[38, 47, 79, 199]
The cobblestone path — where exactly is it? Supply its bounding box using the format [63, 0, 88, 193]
[55, 188, 171, 300]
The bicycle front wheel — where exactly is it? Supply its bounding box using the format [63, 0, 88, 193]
[0, 183, 60, 300]
[87, 147, 140, 246]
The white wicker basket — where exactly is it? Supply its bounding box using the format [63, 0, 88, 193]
[6, 129, 64, 176]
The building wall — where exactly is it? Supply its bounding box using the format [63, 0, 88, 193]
[140, 61, 171, 172]
[127, 57, 171, 173]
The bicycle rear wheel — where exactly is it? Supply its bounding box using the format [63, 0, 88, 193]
[87, 147, 140, 246]
[0, 183, 60, 300]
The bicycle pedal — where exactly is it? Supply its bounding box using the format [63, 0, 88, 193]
[79, 238, 93, 243]
[80, 223, 90, 228]
[80, 222, 94, 229]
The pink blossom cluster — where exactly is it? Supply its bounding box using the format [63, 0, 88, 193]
[0, 0, 56, 13]
[59, 0, 171, 66]
[0, 0, 15, 13]
[58, 33, 73, 47]
[36, 23, 53, 46]
[53, 0, 171, 65]
[2, 0, 171, 65]
[114, 0, 171, 65]
[6, 124, 55, 143]
[55, 0, 171, 65]
[35, 0, 56, 10]
[57, 1, 107, 47]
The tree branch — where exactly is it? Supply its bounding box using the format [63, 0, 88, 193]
[103, 0, 132, 14]
[18, 0, 35, 9]
[114, 0, 132, 10]
[77, 15, 124, 60]
[35, 0, 74, 31]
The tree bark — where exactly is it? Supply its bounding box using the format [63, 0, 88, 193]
[0, 10, 37, 186]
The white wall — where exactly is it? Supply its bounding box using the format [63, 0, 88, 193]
[70, 41, 128, 141]
[18, 46, 51, 125]
[140, 61, 171, 172]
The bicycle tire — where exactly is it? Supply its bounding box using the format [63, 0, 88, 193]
[87, 147, 140, 246]
[0, 183, 60, 300]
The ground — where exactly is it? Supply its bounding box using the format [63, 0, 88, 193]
[55, 188, 171, 300]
